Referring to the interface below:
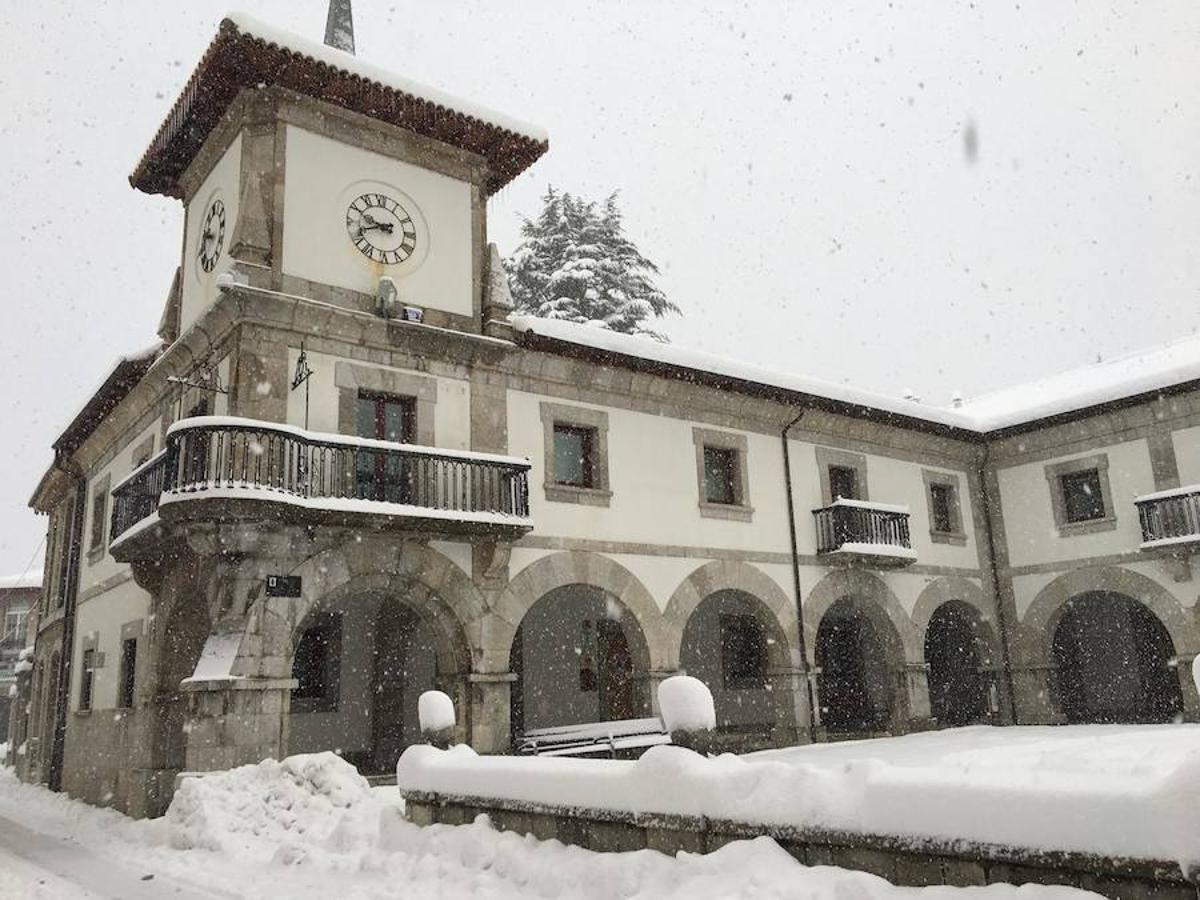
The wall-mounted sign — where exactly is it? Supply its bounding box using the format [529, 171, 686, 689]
[266, 575, 302, 598]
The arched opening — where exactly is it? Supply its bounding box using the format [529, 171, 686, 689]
[509, 584, 650, 737]
[815, 597, 901, 733]
[924, 600, 992, 726]
[1051, 592, 1183, 723]
[288, 592, 453, 775]
[41, 651, 60, 777]
[680, 589, 787, 745]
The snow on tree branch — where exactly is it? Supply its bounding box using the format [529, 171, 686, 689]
[504, 188, 678, 340]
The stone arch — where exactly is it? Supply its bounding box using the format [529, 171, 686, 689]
[911, 576, 1001, 665]
[664, 560, 798, 669]
[803, 568, 918, 662]
[494, 551, 668, 670]
[924, 600, 998, 726]
[1022, 566, 1196, 660]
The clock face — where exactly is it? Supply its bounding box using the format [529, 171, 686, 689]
[198, 199, 226, 273]
[346, 192, 418, 265]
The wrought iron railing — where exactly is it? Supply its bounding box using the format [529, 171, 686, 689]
[1135, 487, 1200, 546]
[813, 501, 912, 555]
[111, 417, 531, 541]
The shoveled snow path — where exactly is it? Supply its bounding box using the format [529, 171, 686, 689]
[0, 811, 228, 899]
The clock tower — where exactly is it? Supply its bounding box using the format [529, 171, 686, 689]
[132, 6, 547, 340]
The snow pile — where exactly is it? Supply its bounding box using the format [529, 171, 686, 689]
[1194, 655, 1200, 695]
[658, 675, 716, 733]
[418, 690, 456, 734]
[166, 752, 374, 858]
[398, 725, 1200, 868]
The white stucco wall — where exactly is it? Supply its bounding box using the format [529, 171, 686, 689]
[1172, 425, 1200, 487]
[181, 133, 242, 334]
[996, 440, 1154, 568]
[70, 578, 150, 711]
[280, 126, 473, 317]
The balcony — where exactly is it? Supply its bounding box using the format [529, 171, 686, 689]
[110, 416, 532, 557]
[813, 499, 916, 567]
[1135, 486, 1200, 550]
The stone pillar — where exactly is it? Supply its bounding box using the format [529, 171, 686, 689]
[766, 666, 816, 746]
[467, 672, 516, 753]
[181, 677, 295, 773]
[1009, 662, 1065, 724]
[902, 662, 935, 732]
[1175, 652, 1199, 722]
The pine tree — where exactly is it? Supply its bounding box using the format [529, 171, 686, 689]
[505, 188, 678, 340]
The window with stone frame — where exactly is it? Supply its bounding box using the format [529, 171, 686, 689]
[702, 446, 739, 505]
[929, 483, 955, 533]
[3, 608, 27, 645]
[79, 648, 96, 712]
[88, 479, 108, 556]
[117, 637, 137, 709]
[1060, 468, 1106, 523]
[552, 423, 596, 488]
[291, 614, 342, 713]
[720, 613, 768, 690]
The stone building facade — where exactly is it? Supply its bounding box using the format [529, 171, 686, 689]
[14, 14, 1200, 818]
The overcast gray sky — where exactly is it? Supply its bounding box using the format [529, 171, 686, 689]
[0, 1, 1197, 575]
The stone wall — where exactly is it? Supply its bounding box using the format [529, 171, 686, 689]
[403, 790, 1199, 900]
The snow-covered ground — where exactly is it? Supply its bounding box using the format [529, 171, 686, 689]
[0, 751, 1094, 899]
[399, 725, 1200, 868]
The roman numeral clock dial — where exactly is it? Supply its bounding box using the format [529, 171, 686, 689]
[345, 192, 418, 265]
[197, 199, 225, 273]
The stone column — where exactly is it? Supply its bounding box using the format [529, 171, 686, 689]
[766, 666, 816, 746]
[1009, 662, 1065, 724]
[180, 677, 295, 773]
[1175, 652, 1199, 722]
[467, 672, 517, 754]
[902, 662, 935, 732]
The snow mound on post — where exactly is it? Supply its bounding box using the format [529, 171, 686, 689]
[657, 675, 715, 733]
[166, 752, 372, 855]
[418, 690, 455, 734]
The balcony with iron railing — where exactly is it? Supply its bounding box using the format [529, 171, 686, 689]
[813, 499, 917, 566]
[110, 416, 533, 557]
[1135, 486, 1200, 550]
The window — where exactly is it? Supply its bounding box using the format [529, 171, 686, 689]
[703, 446, 739, 505]
[829, 465, 859, 501]
[923, 470, 965, 544]
[540, 403, 611, 505]
[88, 481, 108, 555]
[720, 614, 767, 689]
[3, 609, 27, 644]
[692, 428, 752, 520]
[1061, 469, 1106, 523]
[117, 638, 137, 709]
[292, 615, 342, 712]
[356, 392, 416, 503]
[553, 424, 595, 488]
[79, 648, 96, 712]
[1044, 454, 1116, 535]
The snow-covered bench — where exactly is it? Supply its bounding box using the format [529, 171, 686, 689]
[516, 717, 671, 758]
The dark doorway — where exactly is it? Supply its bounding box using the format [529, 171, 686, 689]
[598, 619, 634, 720]
[1052, 592, 1182, 723]
[816, 601, 894, 732]
[355, 392, 416, 502]
[925, 601, 989, 726]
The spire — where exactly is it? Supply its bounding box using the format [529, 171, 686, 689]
[324, 0, 355, 54]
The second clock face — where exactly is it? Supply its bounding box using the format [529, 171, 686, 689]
[198, 199, 225, 273]
[345, 192, 418, 265]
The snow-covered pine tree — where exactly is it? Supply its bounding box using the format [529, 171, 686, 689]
[505, 188, 678, 340]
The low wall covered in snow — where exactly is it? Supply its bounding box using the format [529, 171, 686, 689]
[397, 739, 1200, 900]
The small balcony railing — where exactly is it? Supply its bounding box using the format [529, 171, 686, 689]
[813, 499, 915, 564]
[111, 416, 532, 543]
[1135, 487, 1200, 549]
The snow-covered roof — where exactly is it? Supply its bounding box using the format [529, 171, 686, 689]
[512, 317, 1200, 436]
[0, 570, 42, 591]
[956, 332, 1200, 432]
[131, 14, 548, 197]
